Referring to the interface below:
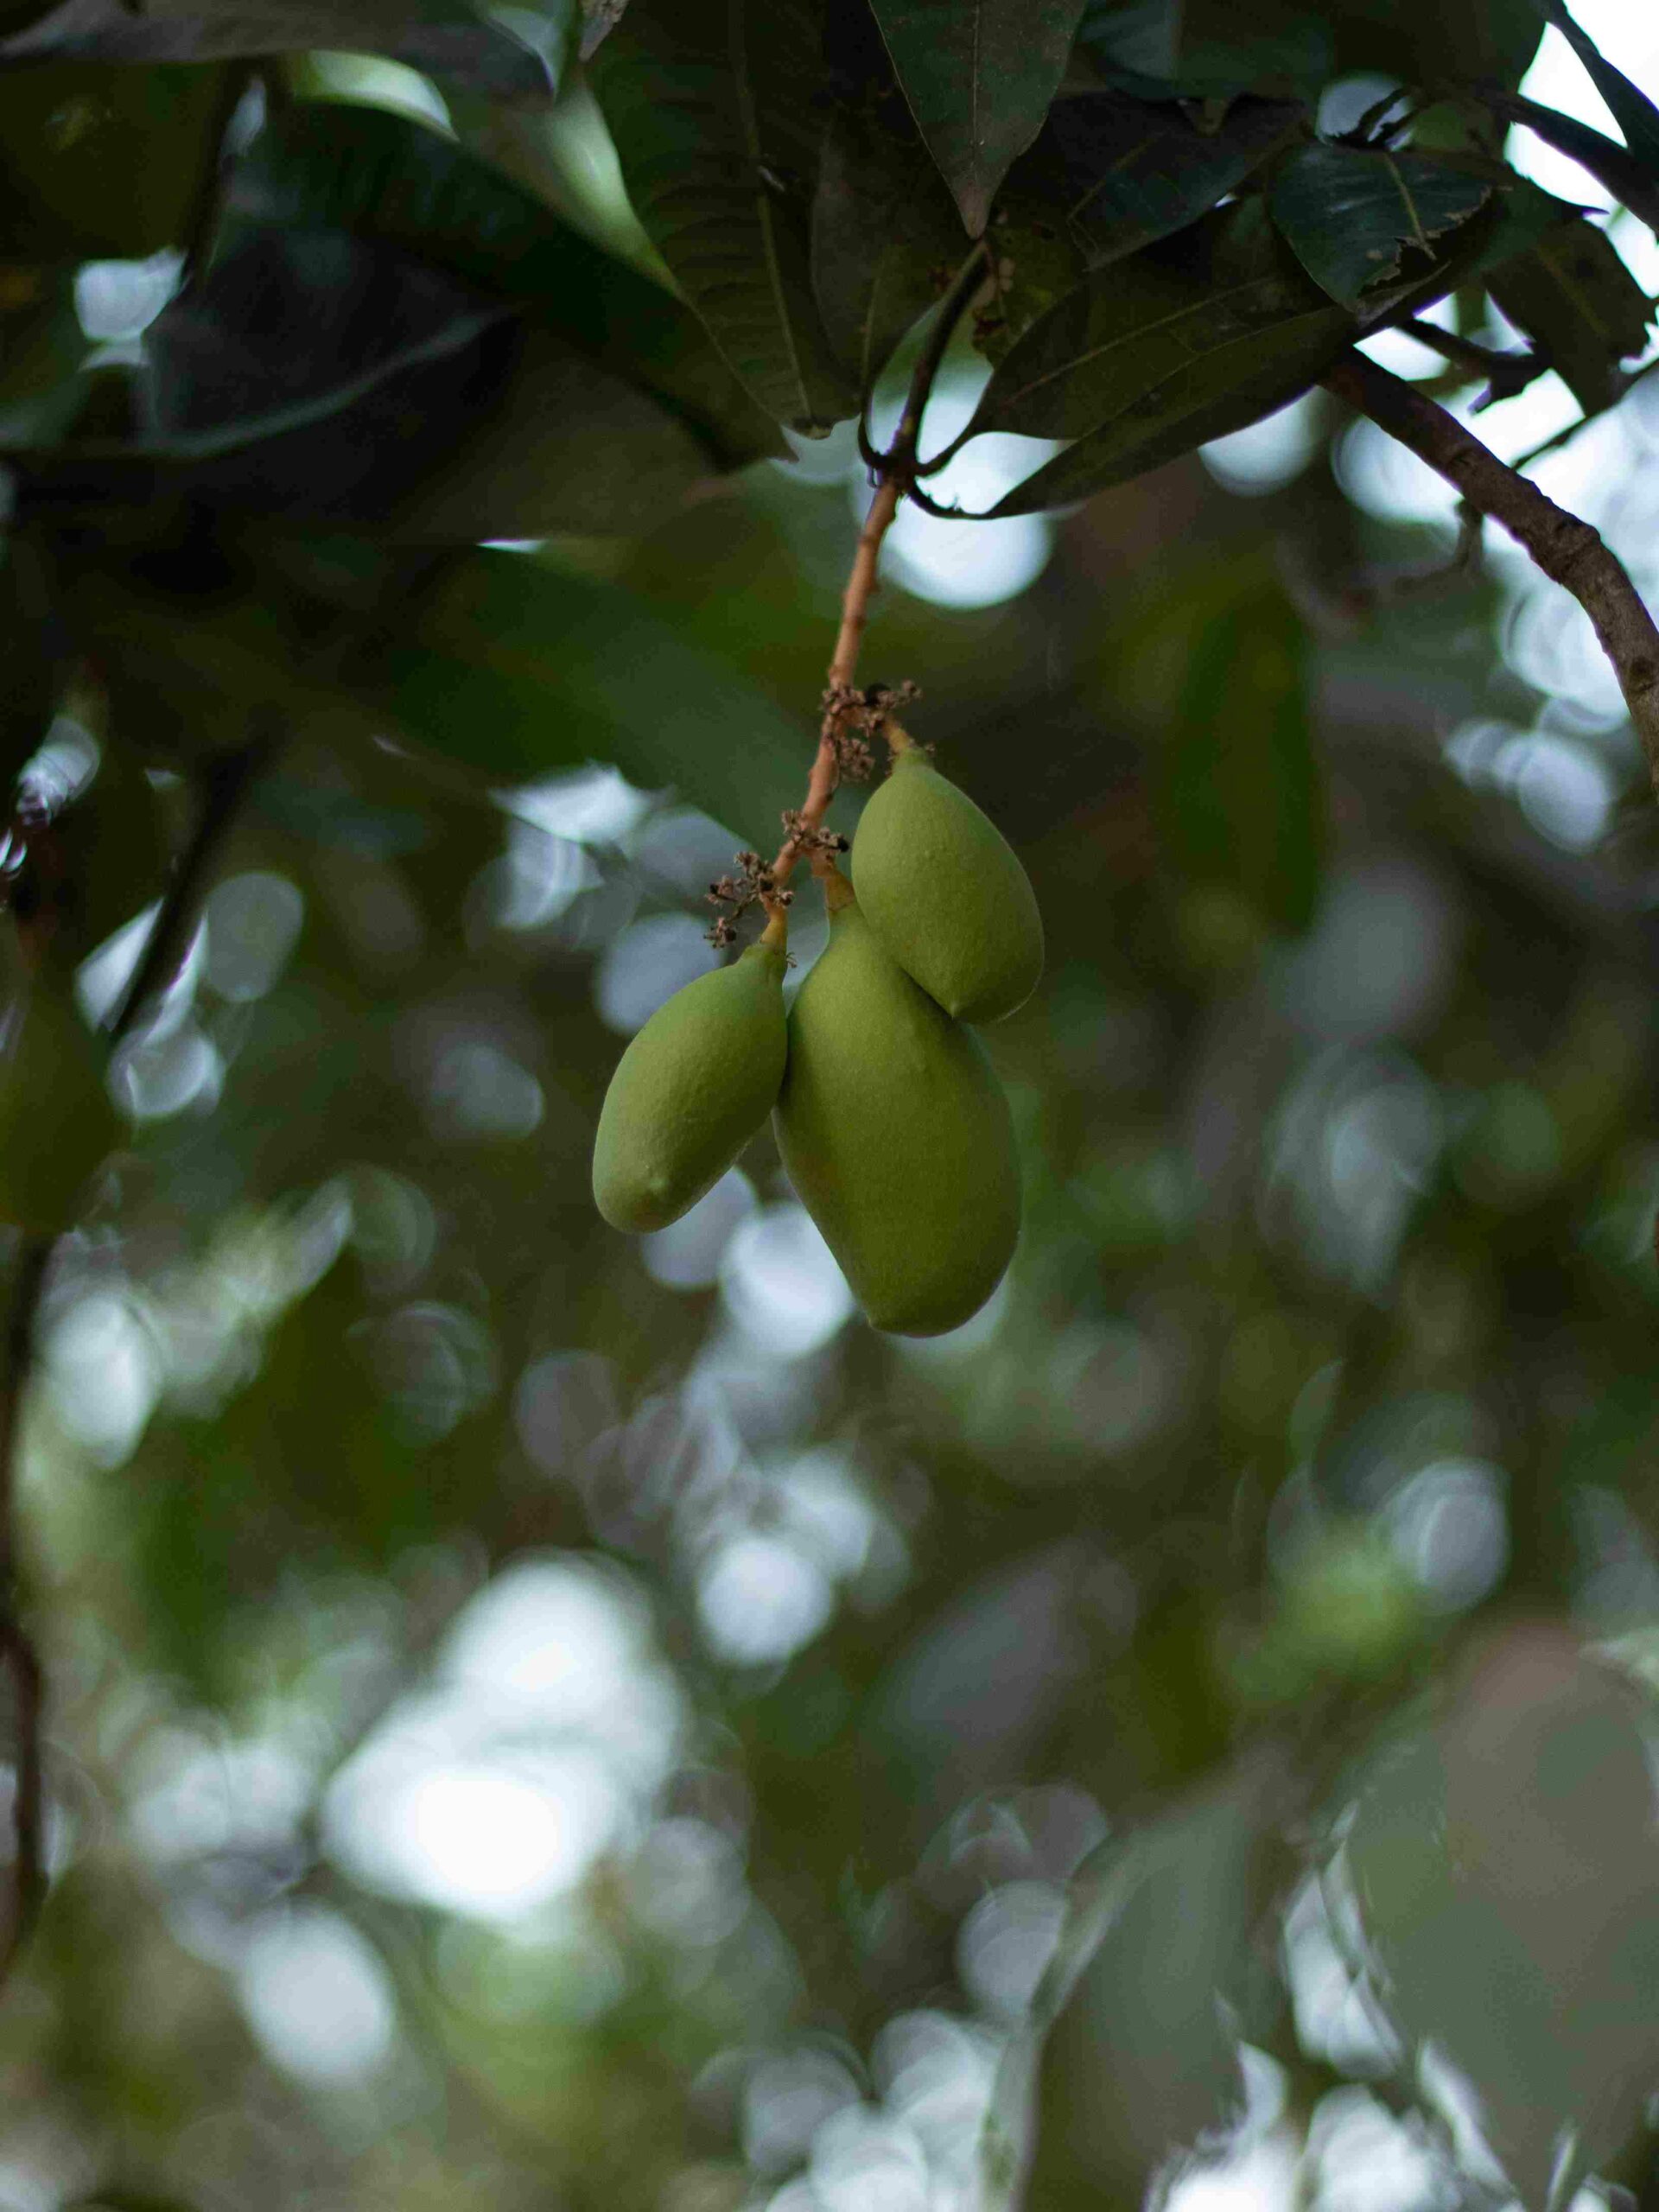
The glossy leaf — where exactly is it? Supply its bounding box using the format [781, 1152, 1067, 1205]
[1155, 582, 1321, 934]
[225, 102, 785, 468]
[588, 0, 856, 435]
[1270, 144, 1492, 310]
[0, 60, 231, 260]
[868, 0, 1087, 236]
[1486, 213, 1655, 415]
[1533, 0, 1659, 179]
[0, 1, 566, 93]
[965, 199, 1352, 474]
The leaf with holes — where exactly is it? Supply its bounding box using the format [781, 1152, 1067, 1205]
[868, 0, 1088, 236]
[588, 0, 855, 435]
[1270, 144, 1493, 312]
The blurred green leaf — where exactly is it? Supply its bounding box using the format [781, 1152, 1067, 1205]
[1156, 581, 1322, 933]
[225, 101, 785, 468]
[588, 0, 856, 435]
[0, 60, 231, 259]
[865, 0, 1087, 237]
[1016, 1782, 1268, 2206]
[0, 1, 565, 94]
[143, 227, 509, 455]
[1350, 1627, 1659, 2207]
[1270, 144, 1492, 310]
[1486, 213, 1656, 415]
[368, 550, 811, 837]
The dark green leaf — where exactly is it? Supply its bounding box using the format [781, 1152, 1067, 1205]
[369, 551, 811, 835]
[811, 86, 963, 391]
[985, 332, 1346, 512]
[1270, 144, 1492, 311]
[967, 200, 1351, 444]
[143, 228, 507, 454]
[588, 0, 856, 435]
[0, 60, 232, 260]
[226, 102, 785, 469]
[1051, 92, 1304, 266]
[0, 2, 564, 95]
[978, 90, 1303, 362]
[1533, 0, 1659, 179]
[1074, 0, 1179, 79]
[1179, 0, 1543, 92]
[1487, 213, 1655, 414]
[1156, 582, 1321, 933]
[867, 0, 1087, 236]
[1094, 16, 1332, 100]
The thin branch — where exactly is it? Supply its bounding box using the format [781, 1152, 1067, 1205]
[0, 1234, 52, 1987]
[1395, 317, 1547, 407]
[105, 721, 279, 1047]
[1321, 348, 1659, 797]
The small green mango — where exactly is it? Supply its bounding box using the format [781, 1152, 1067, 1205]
[774, 885, 1019, 1336]
[0, 984, 121, 1235]
[850, 743, 1043, 1024]
[593, 936, 787, 1232]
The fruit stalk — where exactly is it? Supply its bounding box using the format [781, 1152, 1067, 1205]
[762, 244, 991, 918]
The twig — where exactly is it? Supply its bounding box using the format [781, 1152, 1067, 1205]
[1321, 348, 1659, 798]
[1395, 317, 1546, 407]
[766, 245, 990, 907]
[0, 1234, 52, 1986]
[105, 721, 279, 1047]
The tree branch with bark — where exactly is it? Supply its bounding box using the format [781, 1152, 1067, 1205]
[1321, 348, 1659, 799]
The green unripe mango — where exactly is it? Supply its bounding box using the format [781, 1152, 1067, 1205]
[0, 983, 121, 1235]
[773, 882, 1019, 1336]
[850, 741, 1043, 1024]
[593, 934, 787, 1232]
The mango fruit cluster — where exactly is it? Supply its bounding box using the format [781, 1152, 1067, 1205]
[592, 745, 1042, 1336]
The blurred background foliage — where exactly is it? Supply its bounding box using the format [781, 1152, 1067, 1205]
[1, 4, 1658, 2211]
